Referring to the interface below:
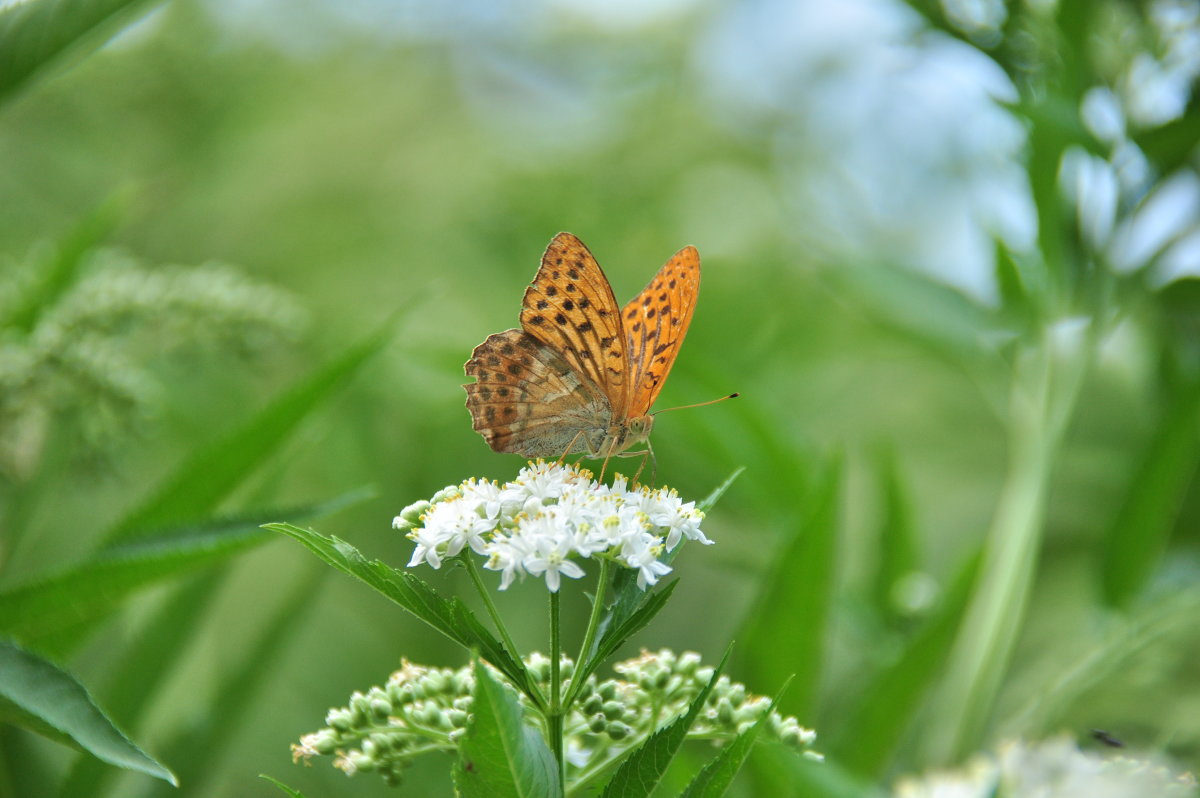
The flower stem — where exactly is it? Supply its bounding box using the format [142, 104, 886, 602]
[463, 556, 547, 710]
[549, 590, 565, 786]
[464, 556, 520, 654]
[565, 558, 611, 708]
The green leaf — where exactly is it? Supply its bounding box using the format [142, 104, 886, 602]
[1101, 379, 1200, 607]
[749, 747, 878, 798]
[680, 677, 793, 798]
[5, 194, 127, 334]
[599, 645, 730, 798]
[105, 323, 392, 544]
[0, 0, 164, 102]
[55, 572, 223, 798]
[0, 489, 371, 655]
[150, 569, 326, 796]
[869, 445, 920, 625]
[583, 580, 677, 677]
[738, 455, 841, 720]
[454, 660, 561, 798]
[830, 553, 982, 777]
[267, 522, 535, 697]
[259, 775, 311, 798]
[697, 467, 745, 514]
[0, 638, 175, 786]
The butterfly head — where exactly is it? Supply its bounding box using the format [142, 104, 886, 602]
[598, 415, 654, 458]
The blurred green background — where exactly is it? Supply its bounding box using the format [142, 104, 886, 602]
[1, 0, 1198, 795]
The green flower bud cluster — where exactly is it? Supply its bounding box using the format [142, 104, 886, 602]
[574, 648, 818, 756]
[293, 649, 818, 788]
[292, 660, 475, 787]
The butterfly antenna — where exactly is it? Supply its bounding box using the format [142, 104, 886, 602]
[651, 393, 739, 415]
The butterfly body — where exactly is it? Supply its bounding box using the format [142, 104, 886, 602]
[464, 233, 697, 461]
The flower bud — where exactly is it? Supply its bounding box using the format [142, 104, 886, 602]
[601, 701, 624, 720]
[606, 721, 633, 740]
[327, 708, 353, 732]
[347, 750, 376, 772]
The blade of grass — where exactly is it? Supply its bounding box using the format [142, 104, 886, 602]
[737, 454, 840, 721]
[0, 0, 164, 102]
[104, 323, 392, 544]
[139, 569, 327, 798]
[1100, 378, 1200, 607]
[0, 488, 372, 655]
[830, 553, 982, 777]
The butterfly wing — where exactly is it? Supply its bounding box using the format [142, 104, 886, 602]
[518, 233, 630, 417]
[620, 245, 700, 416]
[464, 329, 612, 457]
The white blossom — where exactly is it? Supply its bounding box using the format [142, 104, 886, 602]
[399, 462, 711, 592]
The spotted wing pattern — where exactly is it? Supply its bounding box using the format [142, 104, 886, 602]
[620, 246, 700, 417]
[518, 233, 630, 417]
[464, 329, 611, 457]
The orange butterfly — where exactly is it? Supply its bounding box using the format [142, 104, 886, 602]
[464, 233, 702, 469]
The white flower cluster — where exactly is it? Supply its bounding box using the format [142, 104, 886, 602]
[893, 737, 1197, 798]
[393, 462, 711, 592]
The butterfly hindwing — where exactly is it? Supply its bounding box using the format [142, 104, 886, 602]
[621, 245, 700, 416]
[464, 329, 611, 457]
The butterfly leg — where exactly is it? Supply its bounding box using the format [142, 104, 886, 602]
[558, 430, 588, 466]
[630, 443, 656, 487]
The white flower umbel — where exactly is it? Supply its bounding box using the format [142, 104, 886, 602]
[393, 461, 711, 592]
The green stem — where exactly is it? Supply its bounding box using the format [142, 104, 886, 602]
[564, 558, 611, 708]
[549, 590, 565, 788]
[463, 556, 547, 711]
[924, 335, 1086, 761]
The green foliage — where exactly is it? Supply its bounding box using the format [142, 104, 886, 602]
[0, 638, 175, 786]
[0, 0, 163, 101]
[0, 0, 1197, 795]
[599, 647, 728, 798]
[455, 661, 562, 798]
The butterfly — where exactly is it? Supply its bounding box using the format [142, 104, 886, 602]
[464, 232, 702, 470]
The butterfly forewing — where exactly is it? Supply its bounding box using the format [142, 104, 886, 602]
[464, 329, 612, 457]
[620, 246, 700, 416]
[519, 233, 630, 417]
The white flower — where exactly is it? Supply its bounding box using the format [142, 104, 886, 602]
[398, 462, 712, 592]
[620, 533, 673, 589]
[522, 528, 587, 592]
[407, 525, 446, 569]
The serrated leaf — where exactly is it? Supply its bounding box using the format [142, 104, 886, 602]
[738, 455, 840, 719]
[454, 660, 561, 798]
[0, 489, 371, 655]
[680, 677, 793, 798]
[580, 580, 677, 686]
[267, 522, 534, 697]
[599, 645, 730, 798]
[0, 638, 175, 786]
[0, 0, 163, 102]
[105, 324, 392, 544]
